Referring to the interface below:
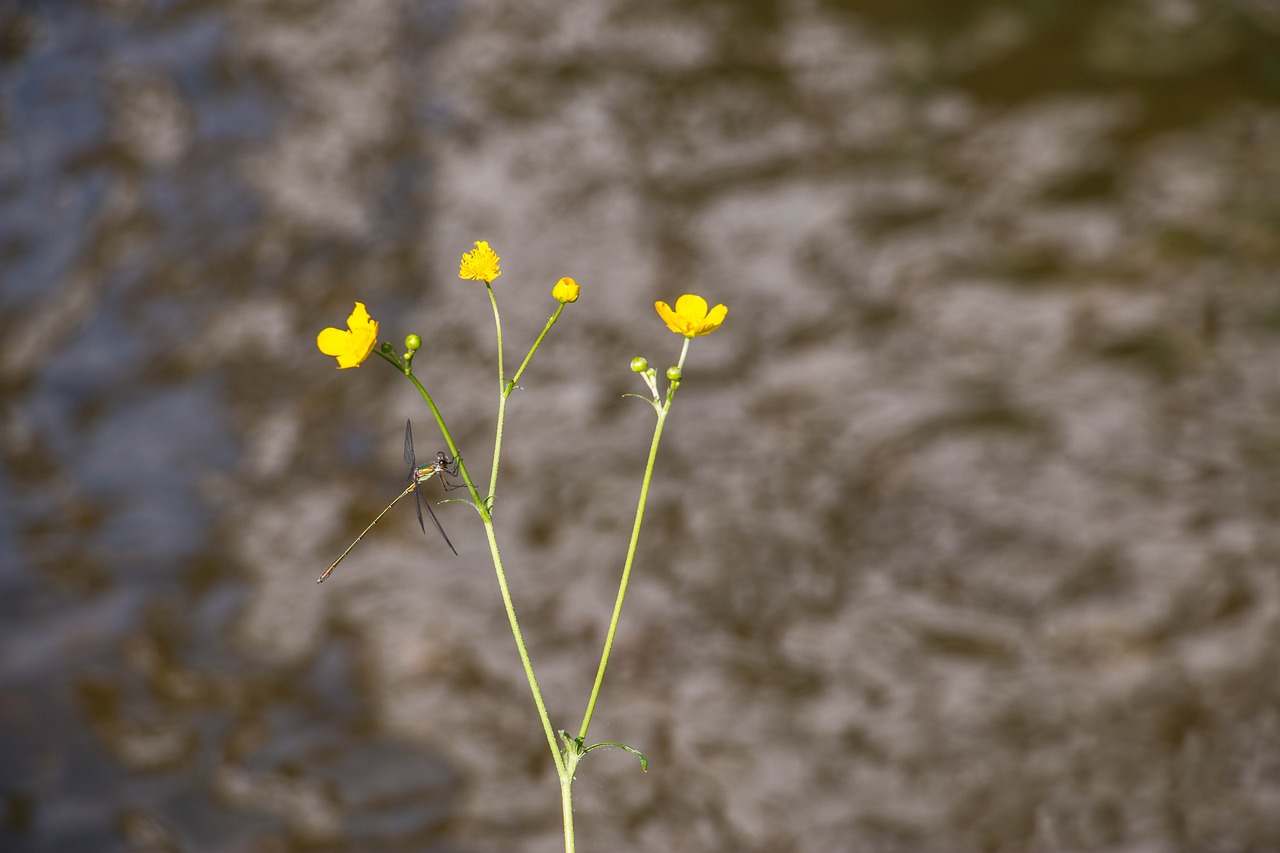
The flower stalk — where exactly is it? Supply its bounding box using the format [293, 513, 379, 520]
[315, 265, 724, 853]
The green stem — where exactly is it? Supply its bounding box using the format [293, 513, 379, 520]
[487, 283, 506, 505]
[387, 331, 572, 844]
[488, 297, 566, 507]
[481, 294, 578, 851]
[576, 408, 667, 740]
[674, 336, 691, 390]
[509, 304, 565, 394]
[576, 336, 690, 742]
[482, 519, 565, 776]
[382, 318, 611, 853]
[383, 351, 488, 520]
[487, 282, 506, 385]
[562, 774, 575, 853]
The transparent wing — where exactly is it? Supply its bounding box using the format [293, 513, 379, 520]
[403, 419, 416, 471]
[411, 478, 428, 535]
[405, 419, 458, 555]
[414, 480, 458, 556]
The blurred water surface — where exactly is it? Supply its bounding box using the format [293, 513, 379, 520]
[3, 1, 1280, 851]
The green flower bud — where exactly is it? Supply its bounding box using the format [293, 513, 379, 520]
[666, 366, 682, 382]
[630, 356, 649, 373]
[405, 334, 422, 352]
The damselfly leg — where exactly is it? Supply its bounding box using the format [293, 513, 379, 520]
[431, 451, 467, 491]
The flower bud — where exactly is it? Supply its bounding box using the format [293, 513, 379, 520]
[405, 334, 422, 352]
[553, 276, 580, 304]
[630, 356, 649, 373]
[666, 366, 682, 382]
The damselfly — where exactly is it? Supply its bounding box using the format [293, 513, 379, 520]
[317, 420, 459, 583]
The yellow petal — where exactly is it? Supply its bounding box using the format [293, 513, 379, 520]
[656, 294, 726, 337]
[334, 349, 365, 369]
[347, 302, 374, 332]
[655, 300, 693, 336]
[459, 240, 502, 282]
[697, 302, 727, 335]
[317, 327, 351, 356]
[318, 302, 380, 368]
[674, 294, 710, 322]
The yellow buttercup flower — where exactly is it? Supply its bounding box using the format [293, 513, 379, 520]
[553, 276, 580, 304]
[654, 294, 727, 338]
[317, 302, 380, 369]
[459, 240, 502, 282]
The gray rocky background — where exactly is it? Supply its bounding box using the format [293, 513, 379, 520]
[2, 1, 1280, 851]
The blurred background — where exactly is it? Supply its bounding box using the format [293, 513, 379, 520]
[3, 0, 1280, 850]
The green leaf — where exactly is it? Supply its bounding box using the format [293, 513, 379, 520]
[581, 741, 648, 773]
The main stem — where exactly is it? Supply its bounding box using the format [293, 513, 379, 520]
[482, 519, 566, 773]
[479, 288, 576, 850]
[398, 366, 561, 753]
[401, 358, 570, 846]
[561, 775, 576, 853]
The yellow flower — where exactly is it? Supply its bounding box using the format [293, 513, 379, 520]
[317, 302, 379, 369]
[553, 276, 580, 304]
[459, 240, 501, 282]
[654, 294, 727, 338]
